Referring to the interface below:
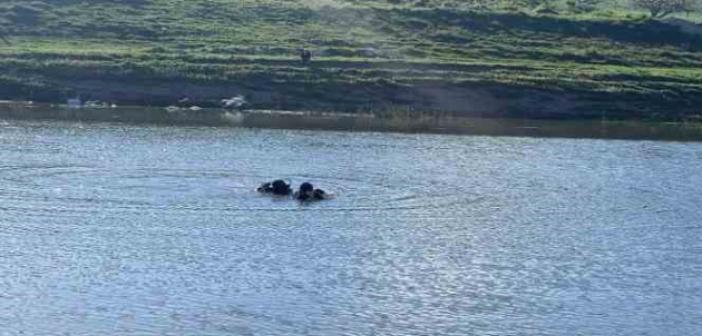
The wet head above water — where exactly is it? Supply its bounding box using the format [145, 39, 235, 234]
[258, 179, 332, 202]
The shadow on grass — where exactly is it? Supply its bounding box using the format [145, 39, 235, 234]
[387, 8, 702, 49]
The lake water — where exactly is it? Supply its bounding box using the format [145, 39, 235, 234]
[1, 120, 701, 335]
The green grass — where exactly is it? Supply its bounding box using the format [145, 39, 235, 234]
[1, 0, 702, 119]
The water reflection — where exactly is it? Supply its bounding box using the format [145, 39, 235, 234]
[2, 104, 702, 141]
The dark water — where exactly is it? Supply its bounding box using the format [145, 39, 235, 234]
[1, 120, 701, 335]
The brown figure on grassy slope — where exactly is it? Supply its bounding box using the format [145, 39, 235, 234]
[299, 48, 312, 66]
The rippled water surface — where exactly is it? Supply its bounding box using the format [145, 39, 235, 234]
[1, 120, 702, 335]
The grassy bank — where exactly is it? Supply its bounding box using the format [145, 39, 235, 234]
[1, 0, 702, 120]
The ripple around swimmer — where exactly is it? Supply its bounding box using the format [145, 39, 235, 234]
[0, 165, 484, 216]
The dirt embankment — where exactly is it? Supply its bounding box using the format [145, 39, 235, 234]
[5, 77, 701, 121]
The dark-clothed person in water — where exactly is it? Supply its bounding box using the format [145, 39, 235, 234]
[294, 182, 329, 201]
[299, 48, 312, 65]
[257, 179, 292, 196]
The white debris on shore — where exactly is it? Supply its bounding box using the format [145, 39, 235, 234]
[221, 95, 247, 109]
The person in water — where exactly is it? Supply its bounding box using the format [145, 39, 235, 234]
[257, 179, 292, 196]
[294, 182, 329, 201]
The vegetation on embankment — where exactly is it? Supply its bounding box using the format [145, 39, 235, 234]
[1, 0, 702, 120]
